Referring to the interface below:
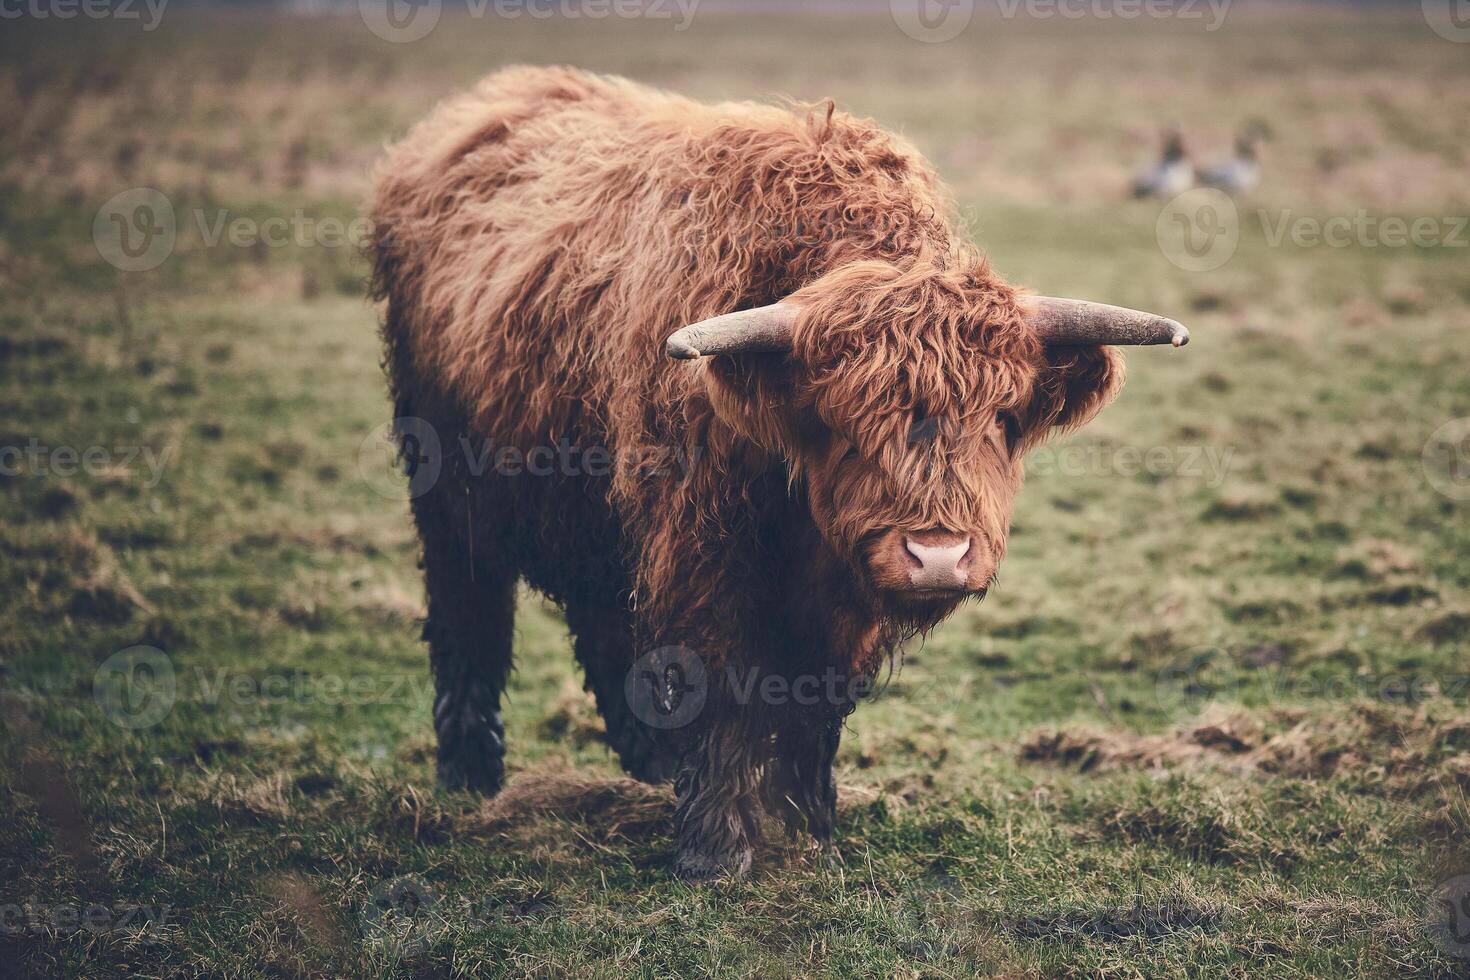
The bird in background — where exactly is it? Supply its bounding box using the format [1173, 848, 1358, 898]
[1131, 125, 1195, 199]
[1197, 119, 1273, 195]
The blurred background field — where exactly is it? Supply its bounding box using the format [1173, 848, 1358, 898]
[2, 4, 1469, 977]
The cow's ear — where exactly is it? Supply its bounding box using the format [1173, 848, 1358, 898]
[697, 353, 802, 453]
[1027, 345, 1126, 440]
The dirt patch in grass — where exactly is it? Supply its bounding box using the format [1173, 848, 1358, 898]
[1334, 538, 1419, 580]
[1, 692, 105, 887]
[1019, 710, 1264, 774]
[257, 872, 354, 963]
[537, 686, 606, 749]
[1417, 612, 1470, 646]
[468, 770, 675, 842]
[57, 538, 155, 624]
[1360, 581, 1439, 606]
[1007, 890, 1224, 942]
[1202, 487, 1281, 522]
[1102, 795, 1300, 868]
[1252, 885, 1418, 949]
[464, 769, 885, 843]
[209, 772, 293, 825]
[1019, 703, 1470, 795]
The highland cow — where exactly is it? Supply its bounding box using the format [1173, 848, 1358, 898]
[369, 66, 1187, 881]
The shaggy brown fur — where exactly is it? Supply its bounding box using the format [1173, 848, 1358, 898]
[369, 66, 1123, 880]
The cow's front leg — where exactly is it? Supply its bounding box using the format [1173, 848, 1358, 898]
[672, 705, 762, 883]
[762, 687, 849, 849]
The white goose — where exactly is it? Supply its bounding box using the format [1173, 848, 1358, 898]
[1132, 126, 1194, 199]
[1198, 121, 1272, 196]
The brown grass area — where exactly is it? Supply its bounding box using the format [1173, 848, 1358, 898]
[466, 768, 886, 842]
[1020, 702, 1470, 794]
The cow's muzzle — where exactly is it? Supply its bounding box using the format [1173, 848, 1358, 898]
[865, 528, 990, 600]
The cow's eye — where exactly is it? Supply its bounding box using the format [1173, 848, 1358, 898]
[908, 414, 942, 446]
[998, 411, 1024, 453]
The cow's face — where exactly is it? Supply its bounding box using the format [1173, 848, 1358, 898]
[699, 260, 1123, 618]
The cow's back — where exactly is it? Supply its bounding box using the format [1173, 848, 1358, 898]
[370, 66, 766, 444]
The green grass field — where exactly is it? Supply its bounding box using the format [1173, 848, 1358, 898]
[3, 7, 1470, 977]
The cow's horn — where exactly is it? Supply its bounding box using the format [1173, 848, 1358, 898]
[665, 303, 800, 359]
[1026, 296, 1189, 348]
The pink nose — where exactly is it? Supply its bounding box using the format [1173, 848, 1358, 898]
[903, 533, 972, 589]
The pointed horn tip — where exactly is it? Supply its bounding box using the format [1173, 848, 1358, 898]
[1168, 322, 1190, 347]
[666, 337, 701, 360]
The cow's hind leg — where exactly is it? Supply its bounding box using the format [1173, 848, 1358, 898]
[415, 489, 516, 796]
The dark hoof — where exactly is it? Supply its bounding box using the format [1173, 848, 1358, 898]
[434, 696, 505, 794]
[620, 743, 684, 785]
[435, 727, 505, 795]
[607, 722, 686, 785]
[674, 846, 753, 884]
[809, 842, 843, 870]
[436, 753, 503, 795]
